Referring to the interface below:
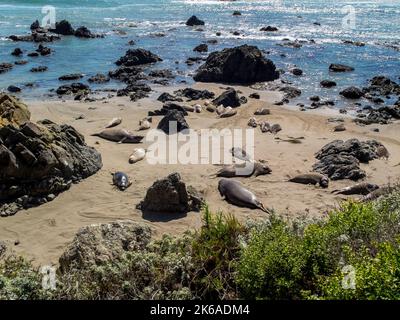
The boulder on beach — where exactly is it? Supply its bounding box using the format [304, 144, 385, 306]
[50, 20, 75, 35]
[212, 88, 243, 107]
[193, 45, 279, 84]
[313, 139, 386, 180]
[0, 94, 30, 127]
[88, 73, 110, 83]
[0, 117, 102, 216]
[354, 105, 400, 125]
[56, 82, 90, 95]
[329, 64, 354, 72]
[186, 15, 205, 26]
[157, 109, 189, 134]
[157, 92, 183, 103]
[174, 88, 215, 101]
[59, 221, 151, 272]
[139, 172, 203, 214]
[115, 48, 162, 67]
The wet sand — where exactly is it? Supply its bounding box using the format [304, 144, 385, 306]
[1, 83, 399, 266]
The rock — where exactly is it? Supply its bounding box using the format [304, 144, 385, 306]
[59, 221, 151, 272]
[212, 88, 242, 107]
[279, 86, 302, 99]
[0, 62, 13, 74]
[233, 11, 242, 16]
[148, 69, 174, 78]
[333, 124, 346, 132]
[340, 86, 364, 99]
[157, 92, 183, 103]
[9, 32, 60, 43]
[30, 66, 48, 72]
[59, 73, 84, 81]
[193, 45, 279, 84]
[36, 44, 52, 56]
[320, 80, 337, 88]
[50, 20, 75, 35]
[185, 56, 205, 65]
[157, 110, 189, 134]
[139, 172, 203, 213]
[343, 40, 365, 47]
[260, 26, 278, 32]
[313, 139, 385, 180]
[354, 105, 400, 125]
[74, 26, 95, 38]
[56, 82, 90, 95]
[329, 64, 354, 72]
[193, 43, 208, 53]
[291, 68, 303, 76]
[14, 60, 28, 65]
[87, 73, 110, 83]
[30, 20, 40, 31]
[7, 85, 21, 93]
[0, 94, 31, 127]
[27, 52, 39, 57]
[186, 15, 205, 26]
[254, 108, 270, 115]
[249, 92, 260, 99]
[11, 48, 23, 56]
[109, 65, 146, 83]
[174, 88, 215, 101]
[309, 95, 320, 102]
[149, 102, 189, 116]
[278, 40, 302, 49]
[115, 48, 162, 67]
[0, 118, 102, 216]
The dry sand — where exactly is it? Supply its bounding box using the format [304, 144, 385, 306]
[1, 83, 399, 266]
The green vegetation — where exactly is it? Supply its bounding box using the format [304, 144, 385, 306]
[1, 188, 400, 300]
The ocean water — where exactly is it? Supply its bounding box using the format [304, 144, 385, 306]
[0, 0, 399, 107]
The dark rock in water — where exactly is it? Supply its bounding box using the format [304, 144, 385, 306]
[186, 15, 205, 26]
[0, 63, 13, 74]
[174, 88, 215, 101]
[279, 86, 302, 99]
[193, 43, 208, 52]
[7, 85, 21, 93]
[115, 48, 162, 67]
[14, 60, 28, 65]
[50, 20, 75, 36]
[0, 118, 102, 216]
[343, 40, 365, 47]
[313, 139, 385, 180]
[139, 172, 203, 214]
[59, 73, 84, 81]
[36, 44, 52, 56]
[27, 52, 39, 57]
[260, 26, 278, 32]
[56, 82, 89, 95]
[212, 88, 242, 107]
[320, 79, 337, 88]
[157, 92, 183, 103]
[309, 95, 320, 102]
[185, 56, 205, 65]
[157, 110, 189, 134]
[9, 32, 60, 43]
[30, 66, 48, 72]
[74, 26, 95, 38]
[278, 40, 302, 49]
[88, 73, 110, 83]
[363, 75, 400, 97]
[329, 64, 354, 72]
[148, 69, 174, 79]
[194, 45, 279, 84]
[207, 39, 218, 45]
[30, 20, 40, 31]
[291, 68, 303, 76]
[354, 105, 400, 125]
[59, 221, 151, 272]
[11, 48, 23, 56]
[117, 83, 151, 99]
[340, 86, 364, 99]
[233, 11, 242, 16]
[109, 65, 146, 83]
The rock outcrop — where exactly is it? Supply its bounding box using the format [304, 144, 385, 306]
[139, 172, 203, 213]
[157, 110, 189, 134]
[212, 88, 245, 107]
[193, 45, 279, 84]
[115, 49, 162, 67]
[313, 139, 385, 180]
[59, 221, 151, 271]
[0, 94, 30, 127]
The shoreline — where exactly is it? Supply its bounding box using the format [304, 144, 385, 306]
[1, 82, 399, 266]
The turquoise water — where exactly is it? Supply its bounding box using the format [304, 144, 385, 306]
[0, 0, 399, 106]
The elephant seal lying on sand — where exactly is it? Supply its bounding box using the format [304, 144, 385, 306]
[215, 161, 272, 178]
[332, 182, 379, 195]
[289, 173, 329, 188]
[92, 128, 144, 143]
[218, 178, 270, 213]
[112, 171, 132, 191]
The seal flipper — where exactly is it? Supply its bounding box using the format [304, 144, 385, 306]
[118, 137, 127, 144]
[256, 201, 271, 214]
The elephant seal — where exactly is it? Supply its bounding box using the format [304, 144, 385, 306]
[259, 121, 271, 133]
[376, 145, 390, 160]
[218, 178, 269, 213]
[194, 104, 202, 113]
[112, 171, 132, 191]
[138, 119, 151, 131]
[332, 182, 379, 195]
[270, 123, 282, 134]
[129, 148, 146, 164]
[92, 128, 144, 144]
[248, 117, 258, 128]
[362, 186, 391, 202]
[214, 160, 271, 178]
[105, 117, 122, 128]
[219, 107, 237, 118]
[216, 105, 225, 115]
[289, 173, 329, 188]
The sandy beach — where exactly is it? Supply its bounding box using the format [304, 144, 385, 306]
[0, 83, 399, 267]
